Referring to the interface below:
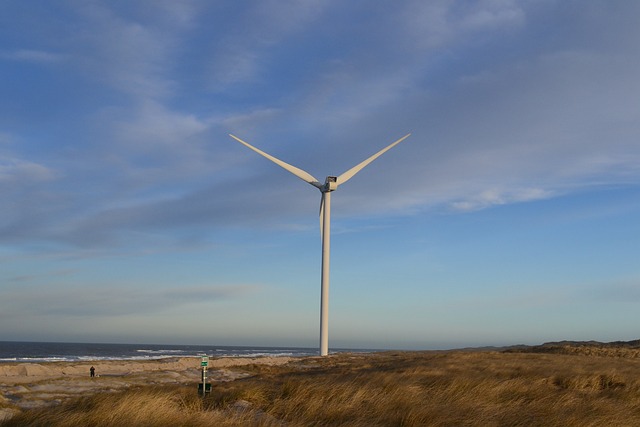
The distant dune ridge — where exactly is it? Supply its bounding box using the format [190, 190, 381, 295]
[504, 339, 640, 358]
[2, 340, 640, 425]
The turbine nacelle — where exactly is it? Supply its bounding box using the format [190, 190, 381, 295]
[323, 176, 338, 192]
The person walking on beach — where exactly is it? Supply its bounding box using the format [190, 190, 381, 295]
[90, 366, 95, 378]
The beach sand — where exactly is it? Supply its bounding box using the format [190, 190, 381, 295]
[0, 356, 293, 421]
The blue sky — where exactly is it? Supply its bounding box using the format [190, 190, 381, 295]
[1, 1, 639, 350]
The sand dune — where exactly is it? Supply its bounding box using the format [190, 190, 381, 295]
[0, 356, 293, 381]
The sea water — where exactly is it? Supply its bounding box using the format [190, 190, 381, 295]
[0, 341, 370, 363]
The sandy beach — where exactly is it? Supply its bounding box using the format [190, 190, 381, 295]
[0, 356, 293, 421]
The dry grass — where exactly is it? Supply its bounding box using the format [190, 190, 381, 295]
[0, 385, 261, 427]
[4, 349, 640, 426]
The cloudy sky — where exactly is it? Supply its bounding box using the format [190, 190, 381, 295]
[1, 1, 639, 350]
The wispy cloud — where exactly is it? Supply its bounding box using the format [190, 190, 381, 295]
[0, 49, 67, 63]
[450, 187, 555, 212]
[0, 158, 57, 184]
[66, 1, 198, 101]
[8, 269, 77, 283]
[402, 0, 525, 49]
[0, 283, 262, 318]
[206, 1, 328, 89]
[108, 100, 210, 161]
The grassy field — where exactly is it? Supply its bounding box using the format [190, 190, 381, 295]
[3, 345, 640, 426]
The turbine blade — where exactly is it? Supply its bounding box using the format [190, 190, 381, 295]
[319, 193, 324, 241]
[229, 134, 323, 188]
[337, 133, 411, 186]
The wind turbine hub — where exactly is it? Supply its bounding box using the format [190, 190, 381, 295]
[323, 176, 338, 192]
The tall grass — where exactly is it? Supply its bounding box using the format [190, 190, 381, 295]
[4, 349, 640, 426]
[0, 386, 260, 427]
[245, 351, 640, 426]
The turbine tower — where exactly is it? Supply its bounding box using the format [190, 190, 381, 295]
[229, 133, 411, 356]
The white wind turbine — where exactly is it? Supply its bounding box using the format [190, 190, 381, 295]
[229, 133, 411, 356]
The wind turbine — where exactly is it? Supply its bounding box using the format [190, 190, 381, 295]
[229, 133, 411, 356]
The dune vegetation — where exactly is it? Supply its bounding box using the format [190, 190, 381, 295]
[3, 344, 640, 426]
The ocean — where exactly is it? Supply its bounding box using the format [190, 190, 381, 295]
[0, 341, 370, 363]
